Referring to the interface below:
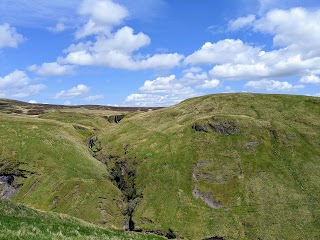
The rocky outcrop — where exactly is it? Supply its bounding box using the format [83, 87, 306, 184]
[192, 117, 240, 135]
[192, 124, 209, 133]
[209, 119, 240, 135]
[0, 159, 35, 200]
[192, 188, 223, 209]
[135, 229, 176, 239]
[0, 175, 22, 199]
[104, 115, 125, 123]
[203, 236, 224, 240]
[192, 162, 223, 209]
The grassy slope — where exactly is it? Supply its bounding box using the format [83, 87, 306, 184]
[1, 94, 320, 239]
[95, 93, 320, 239]
[0, 199, 163, 239]
[0, 108, 124, 228]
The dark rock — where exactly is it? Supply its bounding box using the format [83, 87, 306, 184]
[104, 115, 125, 123]
[192, 124, 209, 133]
[88, 139, 95, 149]
[203, 236, 224, 240]
[140, 229, 177, 239]
[0, 175, 14, 185]
[166, 228, 177, 239]
[209, 120, 240, 135]
[0, 174, 22, 199]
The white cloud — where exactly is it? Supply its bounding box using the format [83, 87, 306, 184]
[209, 63, 270, 80]
[180, 68, 221, 90]
[28, 62, 75, 76]
[61, 26, 183, 70]
[196, 79, 220, 89]
[140, 75, 183, 94]
[308, 93, 320, 97]
[124, 93, 195, 107]
[258, 0, 279, 15]
[48, 22, 67, 33]
[228, 14, 256, 31]
[84, 94, 104, 101]
[185, 39, 261, 66]
[0, 23, 24, 48]
[299, 75, 320, 84]
[76, 0, 129, 39]
[54, 84, 90, 99]
[185, 8, 320, 82]
[125, 73, 201, 106]
[254, 8, 320, 54]
[0, 70, 45, 98]
[28, 100, 38, 104]
[245, 79, 304, 92]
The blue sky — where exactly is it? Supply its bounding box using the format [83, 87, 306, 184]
[1, 0, 320, 106]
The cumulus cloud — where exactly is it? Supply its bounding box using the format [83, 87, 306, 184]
[124, 93, 195, 107]
[125, 73, 201, 106]
[84, 94, 104, 101]
[196, 80, 220, 89]
[184, 39, 261, 66]
[245, 79, 304, 91]
[228, 14, 256, 31]
[180, 68, 221, 90]
[254, 8, 320, 54]
[48, 22, 68, 33]
[140, 75, 180, 93]
[0, 70, 45, 98]
[54, 84, 90, 99]
[28, 100, 38, 104]
[61, 26, 183, 70]
[185, 8, 320, 82]
[299, 75, 320, 84]
[76, 0, 129, 39]
[28, 62, 75, 76]
[0, 23, 24, 48]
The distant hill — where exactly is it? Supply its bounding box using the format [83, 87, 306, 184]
[1, 93, 320, 239]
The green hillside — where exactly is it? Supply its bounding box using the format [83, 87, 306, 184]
[1, 93, 320, 239]
[0, 199, 163, 239]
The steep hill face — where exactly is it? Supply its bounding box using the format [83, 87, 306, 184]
[1, 94, 320, 239]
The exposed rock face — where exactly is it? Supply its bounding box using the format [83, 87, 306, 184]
[203, 236, 224, 240]
[105, 115, 125, 123]
[0, 175, 21, 199]
[192, 162, 223, 209]
[209, 119, 240, 135]
[192, 188, 223, 209]
[192, 124, 209, 133]
[135, 229, 177, 239]
[0, 159, 35, 200]
[192, 117, 240, 135]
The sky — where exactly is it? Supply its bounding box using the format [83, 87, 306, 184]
[1, 0, 320, 106]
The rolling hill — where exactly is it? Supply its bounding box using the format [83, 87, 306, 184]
[1, 93, 320, 239]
